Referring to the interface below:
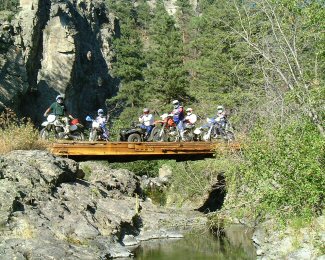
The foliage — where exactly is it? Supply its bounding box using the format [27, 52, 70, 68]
[0, 0, 19, 12]
[0, 108, 46, 154]
[109, 0, 147, 107]
[144, 1, 189, 105]
[224, 117, 324, 223]
[109, 159, 165, 177]
[165, 159, 228, 206]
[144, 186, 167, 206]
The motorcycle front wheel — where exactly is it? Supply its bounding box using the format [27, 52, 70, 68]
[89, 129, 97, 141]
[40, 128, 57, 140]
[151, 126, 163, 142]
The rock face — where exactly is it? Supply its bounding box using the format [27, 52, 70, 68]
[0, 151, 205, 259]
[1, 0, 118, 124]
[253, 217, 325, 260]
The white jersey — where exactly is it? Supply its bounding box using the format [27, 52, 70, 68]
[185, 113, 197, 124]
[215, 112, 225, 122]
[139, 114, 154, 126]
[96, 115, 108, 125]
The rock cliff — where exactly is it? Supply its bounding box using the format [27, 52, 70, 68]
[0, 150, 206, 258]
[1, 0, 118, 124]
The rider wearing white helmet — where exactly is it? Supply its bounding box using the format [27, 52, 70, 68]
[43, 94, 73, 132]
[214, 105, 227, 138]
[95, 108, 109, 139]
[171, 100, 185, 140]
[216, 105, 226, 122]
[139, 108, 154, 136]
[184, 108, 197, 125]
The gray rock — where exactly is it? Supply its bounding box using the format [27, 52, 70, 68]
[1, 151, 205, 258]
[1, 0, 117, 123]
[122, 234, 139, 246]
[288, 248, 313, 260]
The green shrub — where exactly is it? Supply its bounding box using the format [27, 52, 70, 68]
[224, 118, 325, 224]
[165, 159, 228, 206]
[109, 160, 164, 177]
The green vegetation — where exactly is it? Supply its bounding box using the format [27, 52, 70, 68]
[0, 0, 18, 11]
[0, 0, 322, 232]
[0, 0, 19, 21]
[110, 160, 165, 177]
[105, 0, 324, 228]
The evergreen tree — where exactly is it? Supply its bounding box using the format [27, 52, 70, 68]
[107, 0, 146, 107]
[144, 1, 189, 106]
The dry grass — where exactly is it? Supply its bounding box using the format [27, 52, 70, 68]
[0, 108, 47, 154]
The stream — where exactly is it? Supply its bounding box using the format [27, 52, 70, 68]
[134, 225, 256, 259]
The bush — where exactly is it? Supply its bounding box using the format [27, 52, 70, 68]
[166, 159, 228, 206]
[109, 160, 164, 177]
[223, 118, 325, 224]
[0, 108, 46, 154]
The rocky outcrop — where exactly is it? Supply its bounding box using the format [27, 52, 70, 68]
[0, 151, 206, 259]
[0, 0, 118, 124]
[0, 19, 29, 112]
[253, 217, 325, 259]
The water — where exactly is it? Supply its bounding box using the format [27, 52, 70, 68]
[134, 225, 256, 260]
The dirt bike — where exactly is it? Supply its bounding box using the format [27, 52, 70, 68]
[151, 114, 182, 142]
[182, 121, 196, 141]
[85, 116, 109, 141]
[193, 117, 235, 142]
[119, 122, 154, 142]
[40, 115, 84, 140]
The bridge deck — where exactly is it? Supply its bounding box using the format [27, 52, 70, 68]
[51, 141, 240, 159]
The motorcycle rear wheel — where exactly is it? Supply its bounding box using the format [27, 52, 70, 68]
[224, 131, 235, 141]
[70, 131, 84, 141]
[127, 133, 141, 142]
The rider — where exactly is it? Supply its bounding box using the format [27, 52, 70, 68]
[95, 108, 109, 140]
[214, 105, 227, 137]
[139, 108, 154, 138]
[184, 108, 197, 126]
[43, 95, 73, 133]
[171, 100, 185, 140]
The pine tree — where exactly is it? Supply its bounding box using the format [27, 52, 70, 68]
[144, 1, 189, 106]
[108, 0, 146, 107]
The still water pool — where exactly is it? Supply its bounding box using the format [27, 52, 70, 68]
[134, 225, 256, 260]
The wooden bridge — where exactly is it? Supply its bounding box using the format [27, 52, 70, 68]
[50, 141, 241, 161]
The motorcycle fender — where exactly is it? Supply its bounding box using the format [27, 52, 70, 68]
[69, 125, 78, 131]
[126, 129, 140, 135]
[41, 121, 48, 127]
[193, 128, 201, 135]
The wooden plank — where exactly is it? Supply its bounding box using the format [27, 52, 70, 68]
[50, 141, 240, 158]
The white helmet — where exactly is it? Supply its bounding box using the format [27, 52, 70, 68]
[98, 108, 104, 115]
[56, 95, 63, 100]
[217, 105, 224, 111]
[56, 95, 64, 104]
[143, 108, 149, 113]
[172, 100, 179, 108]
[186, 108, 192, 115]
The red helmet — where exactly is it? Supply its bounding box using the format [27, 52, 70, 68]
[71, 119, 79, 125]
